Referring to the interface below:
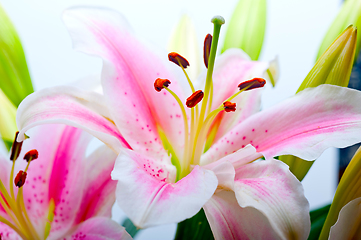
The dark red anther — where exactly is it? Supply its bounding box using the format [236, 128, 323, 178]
[203, 34, 212, 68]
[238, 78, 266, 91]
[10, 131, 23, 161]
[223, 101, 236, 112]
[186, 90, 204, 108]
[154, 78, 171, 92]
[14, 171, 27, 188]
[168, 52, 190, 68]
[24, 149, 39, 162]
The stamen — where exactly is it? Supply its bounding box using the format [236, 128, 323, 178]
[203, 34, 212, 68]
[223, 101, 236, 112]
[186, 90, 204, 108]
[14, 171, 27, 188]
[168, 52, 190, 68]
[24, 150, 39, 162]
[10, 132, 23, 161]
[238, 78, 266, 91]
[154, 78, 171, 92]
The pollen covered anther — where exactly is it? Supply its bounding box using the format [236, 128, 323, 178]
[238, 78, 266, 91]
[10, 131, 23, 161]
[24, 149, 39, 162]
[223, 101, 236, 112]
[186, 90, 204, 108]
[168, 52, 190, 68]
[203, 34, 212, 68]
[154, 78, 171, 92]
[14, 171, 27, 188]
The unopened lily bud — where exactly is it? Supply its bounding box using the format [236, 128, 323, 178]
[316, 0, 361, 63]
[223, 101, 236, 112]
[186, 90, 204, 108]
[222, 0, 266, 60]
[238, 78, 266, 91]
[168, 52, 190, 69]
[10, 131, 23, 161]
[14, 170, 27, 188]
[298, 26, 357, 92]
[24, 149, 39, 162]
[154, 78, 171, 92]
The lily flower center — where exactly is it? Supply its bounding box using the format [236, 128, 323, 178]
[155, 16, 266, 180]
[0, 132, 53, 240]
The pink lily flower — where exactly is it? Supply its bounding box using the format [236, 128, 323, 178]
[0, 125, 131, 240]
[15, 7, 361, 239]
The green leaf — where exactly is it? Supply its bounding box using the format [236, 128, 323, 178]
[222, 0, 266, 60]
[121, 218, 140, 238]
[174, 209, 214, 240]
[0, 3, 34, 107]
[308, 204, 331, 240]
[316, 0, 361, 63]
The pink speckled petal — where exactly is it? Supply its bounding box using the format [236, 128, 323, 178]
[111, 150, 218, 228]
[203, 85, 361, 161]
[234, 159, 310, 239]
[206, 49, 270, 144]
[0, 222, 22, 240]
[0, 156, 11, 216]
[203, 190, 279, 240]
[73, 145, 117, 224]
[18, 125, 91, 238]
[61, 217, 132, 240]
[329, 197, 361, 239]
[63, 7, 187, 160]
[16, 86, 128, 153]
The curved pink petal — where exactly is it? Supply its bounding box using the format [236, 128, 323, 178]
[234, 159, 310, 239]
[73, 145, 117, 223]
[16, 86, 128, 153]
[201, 144, 261, 167]
[204, 85, 361, 161]
[203, 190, 279, 240]
[63, 7, 187, 159]
[17, 125, 91, 237]
[61, 217, 132, 240]
[329, 197, 361, 239]
[0, 223, 22, 240]
[111, 150, 218, 228]
[206, 49, 271, 144]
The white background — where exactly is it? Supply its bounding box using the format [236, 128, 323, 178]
[1, 0, 342, 239]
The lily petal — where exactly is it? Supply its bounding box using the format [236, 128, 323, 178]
[63, 7, 187, 159]
[61, 217, 132, 240]
[111, 150, 218, 228]
[73, 145, 117, 223]
[234, 159, 310, 239]
[18, 125, 91, 237]
[16, 86, 128, 153]
[203, 190, 279, 240]
[204, 84, 361, 161]
[329, 197, 361, 240]
[0, 223, 22, 240]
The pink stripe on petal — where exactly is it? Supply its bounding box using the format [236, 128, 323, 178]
[63, 7, 187, 159]
[203, 190, 279, 240]
[17, 86, 128, 153]
[234, 159, 310, 239]
[204, 85, 361, 161]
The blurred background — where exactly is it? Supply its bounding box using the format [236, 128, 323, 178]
[0, 0, 343, 239]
